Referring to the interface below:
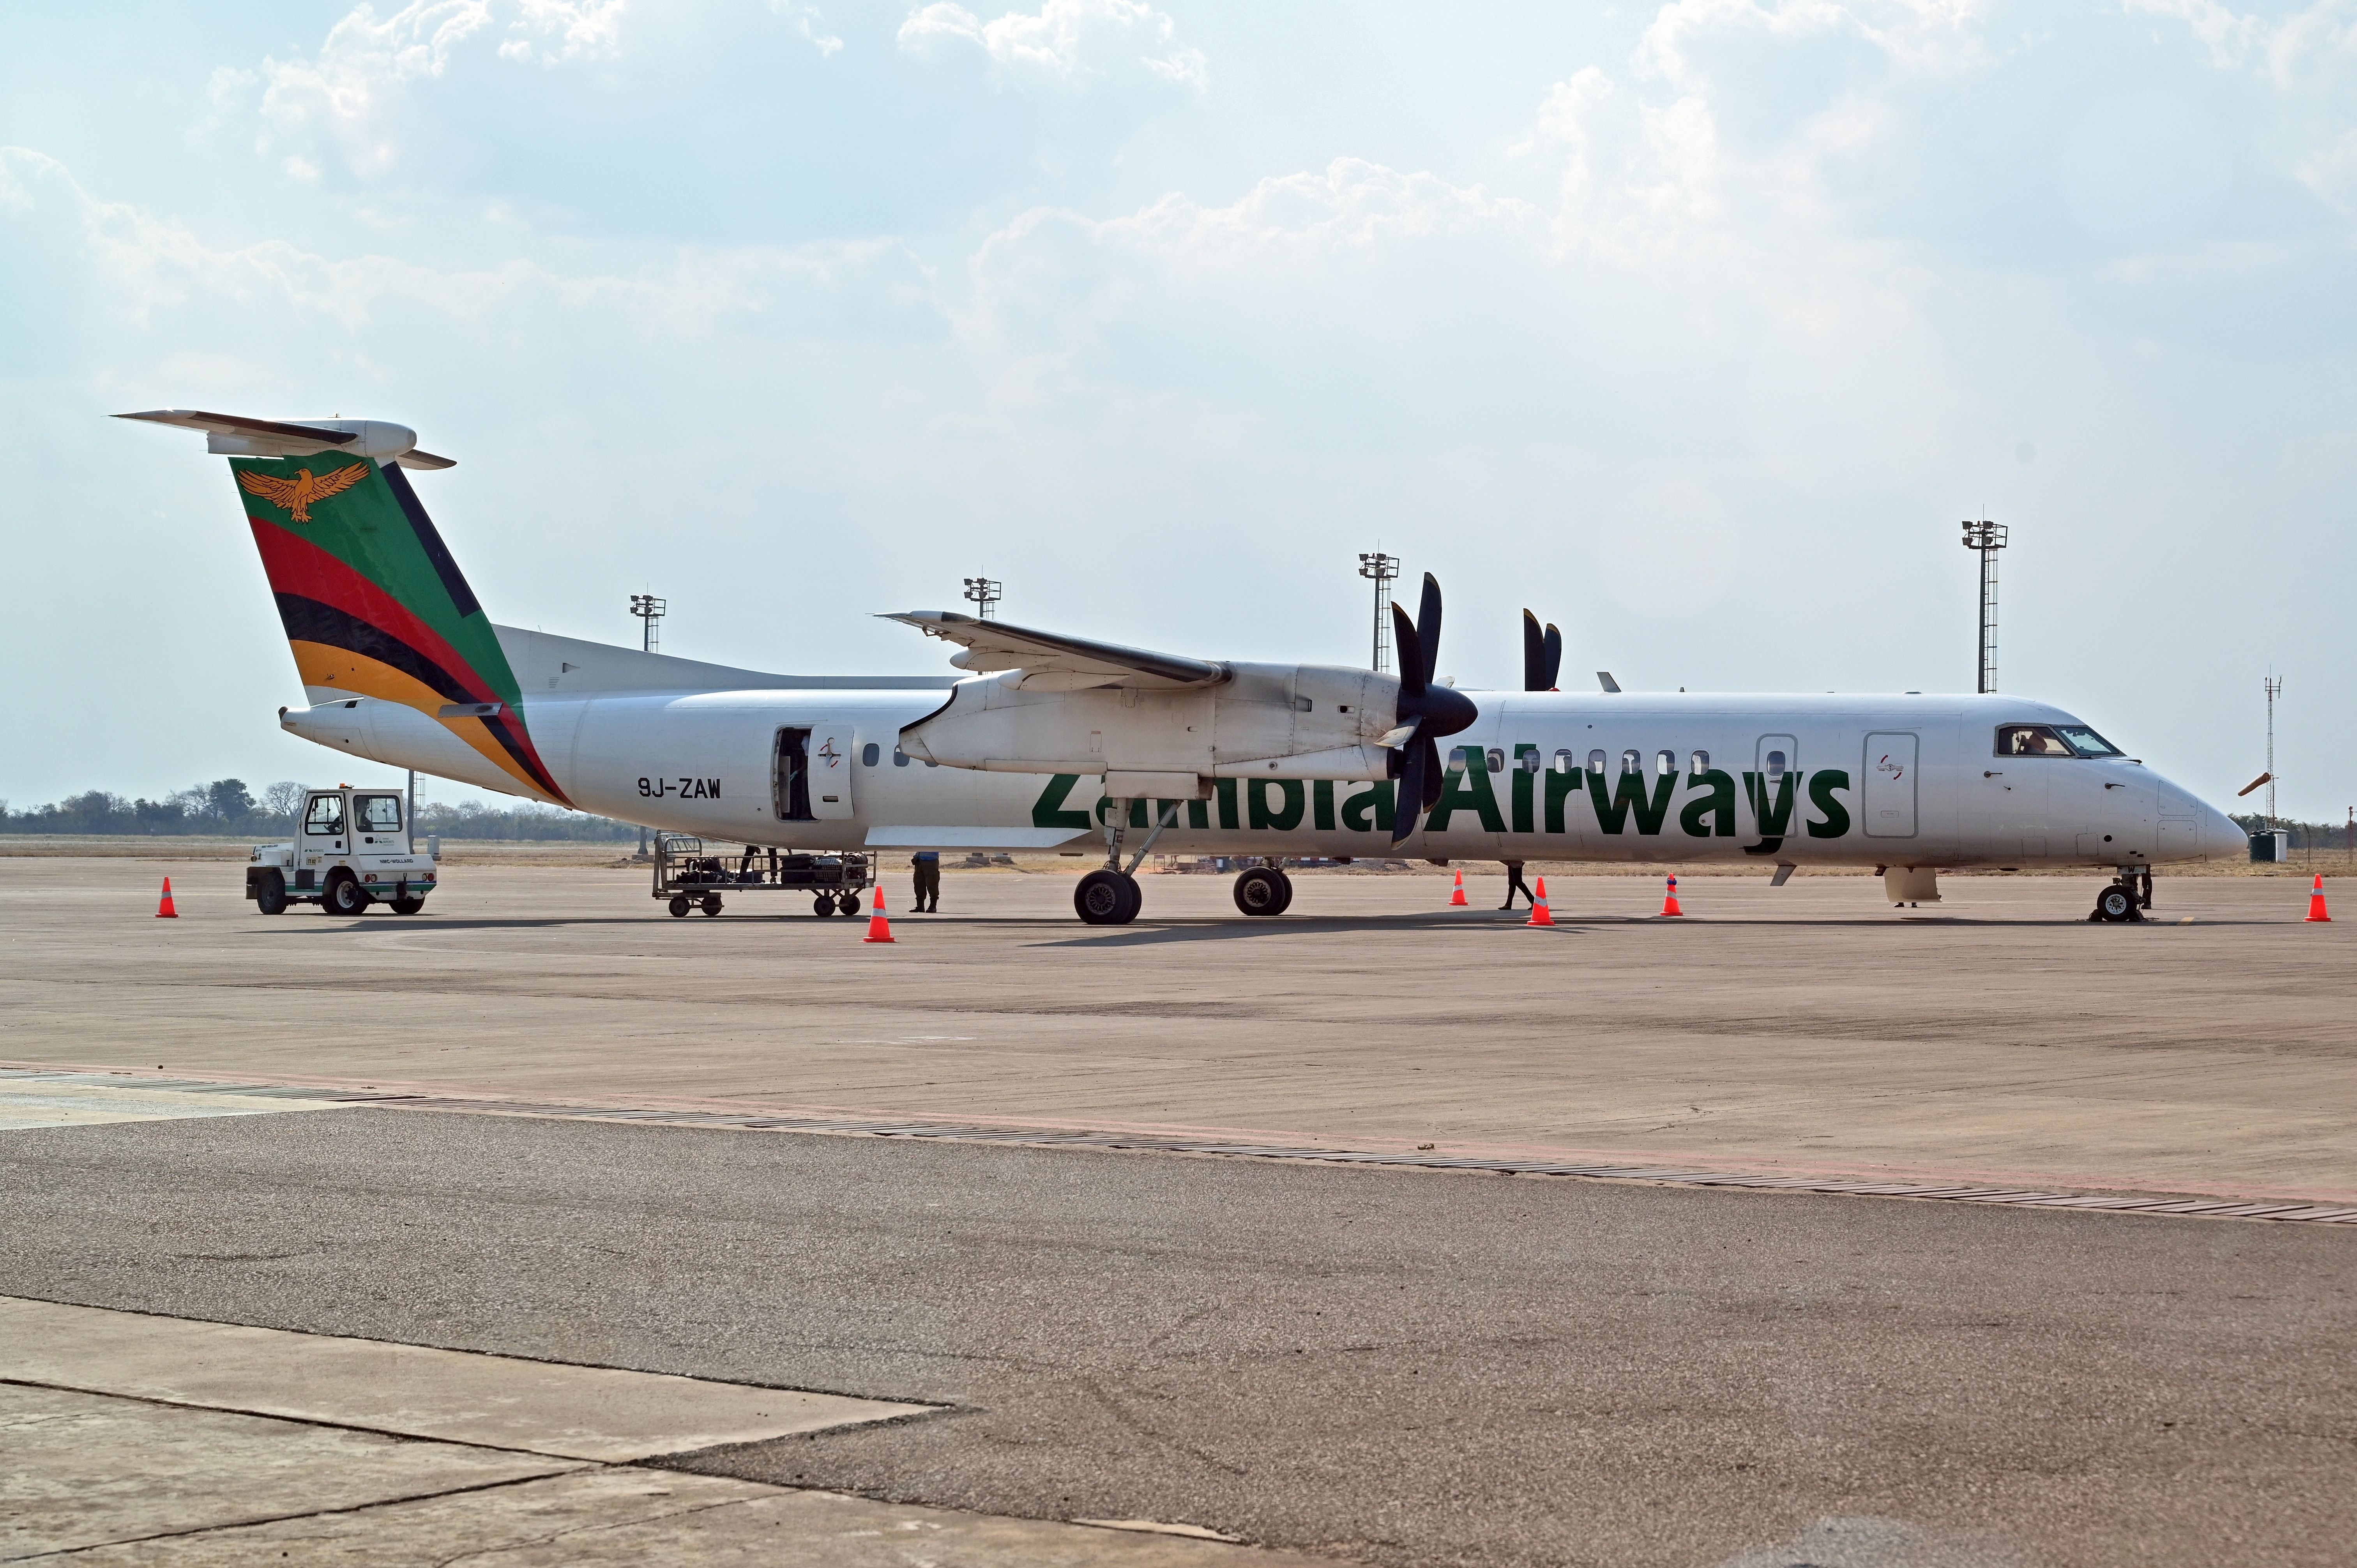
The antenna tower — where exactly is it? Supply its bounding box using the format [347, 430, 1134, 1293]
[2264, 674, 2283, 828]
[1357, 551, 1400, 672]
[962, 577, 1002, 620]
[629, 593, 666, 654]
[1960, 519, 2007, 694]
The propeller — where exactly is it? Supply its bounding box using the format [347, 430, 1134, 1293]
[1382, 574, 1479, 845]
[1521, 610, 1562, 692]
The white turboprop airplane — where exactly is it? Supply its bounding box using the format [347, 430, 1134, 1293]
[125, 410, 2247, 925]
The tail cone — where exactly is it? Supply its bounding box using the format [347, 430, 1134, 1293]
[156, 878, 178, 918]
[1659, 875, 1683, 918]
[1525, 876, 1555, 927]
[2307, 874, 2332, 923]
[1449, 869, 1467, 908]
[862, 881, 896, 943]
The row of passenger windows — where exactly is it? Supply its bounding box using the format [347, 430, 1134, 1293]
[862, 743, 939, 768]
[1448, 746, 1756, 778]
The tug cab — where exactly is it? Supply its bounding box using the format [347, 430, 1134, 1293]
[245, 786, 438, 916]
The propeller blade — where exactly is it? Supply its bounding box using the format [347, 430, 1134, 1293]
[1391, 737, 1428, 844]
[1391, 602, 1426, 700]
[1542, 623, 1562, 691]
[1420, 735, 1446, 810]
[1376, 723, 1419, 750]
[1415, 573, 1443, 684]
[1523, 610, 1545, 692]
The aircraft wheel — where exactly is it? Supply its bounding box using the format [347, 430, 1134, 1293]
[700, 893, 724, 917]
[1234, 866, 1288, 917]
[2093, 884, 2137, 923]
[670, 895, 694, 918]
[1075, 869, 1135, 925]
[253, 869, 288, 916]
[323, 872, 368, 917]
[837, 892, 861, 917]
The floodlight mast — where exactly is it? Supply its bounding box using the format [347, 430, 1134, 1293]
[1960, 520, 2007, 694]
[2263, 675, 2283, 828]
[629, 593, 667, 654]
[1358, 551, 1400, 673]
[961, 577, 1002, 621]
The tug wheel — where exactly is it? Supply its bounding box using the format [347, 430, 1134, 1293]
[323, 872, 368, 917]
[254, 869, 288, 916]
[390, 895, 426, 916]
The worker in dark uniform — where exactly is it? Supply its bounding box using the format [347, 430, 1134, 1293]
[1500, 860, 1535, 909]
[911, 849, 941, 913]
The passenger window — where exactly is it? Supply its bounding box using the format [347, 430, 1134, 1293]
[1520, 750, 1541, 773]
[1765, 749, 1787, 782]
[1996, 724, 2074, 758]
[862, 742, 880, 766]
[1690, 749, 1710, 774]
[1486, 748, 1505, 773]
[356, 795, 401, 833]
[1553, 749, 1576, 773]
[1588, 749, 1607, 773]
[304, 796, 345, 836]
[1657, 749, 1675, 777]
[1620, 748, 1640, 775]
[892, 748, 910, 767]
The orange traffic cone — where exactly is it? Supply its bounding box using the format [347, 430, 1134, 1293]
[1449, 869, 1468, 907]
[1525, 876, 1555, 927]
[1659, 875, 1683, 918]
[2306, 874, 2332, 923]
[862, 881, 895, 943]
[155, 878, 178, 918]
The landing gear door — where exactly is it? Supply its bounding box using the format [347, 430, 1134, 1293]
[808, 726, 855, 819]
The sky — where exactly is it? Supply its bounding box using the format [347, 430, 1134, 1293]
[3, 0, 2352, 818]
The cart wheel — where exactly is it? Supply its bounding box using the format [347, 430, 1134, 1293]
[837, 892, 860, 916]
[669, 895, 692, 918]
[813, 895, 836, 917]
[700, 894, 724, 917]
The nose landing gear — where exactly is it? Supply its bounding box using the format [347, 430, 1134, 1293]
[2089, 867, 2152, 923]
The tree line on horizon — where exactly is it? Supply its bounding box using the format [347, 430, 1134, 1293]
[0, 780, 637, 841]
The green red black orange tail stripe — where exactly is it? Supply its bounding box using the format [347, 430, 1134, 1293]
[230, 454, 571, 805]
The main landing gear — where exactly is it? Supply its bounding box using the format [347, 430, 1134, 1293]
[1075, 795, 1186, 925]
[2088, 867, 2152, 923]
[1233, 862, 1293, 917]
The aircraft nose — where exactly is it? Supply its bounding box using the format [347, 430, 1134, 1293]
[2202, 801, 2247, 860]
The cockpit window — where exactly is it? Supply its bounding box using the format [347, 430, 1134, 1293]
[1996, 725, 2074, 758]
[2052, 724, 2121, 758]
[1997, 723, 2119, 758]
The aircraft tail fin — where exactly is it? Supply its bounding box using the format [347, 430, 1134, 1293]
[205, 434, 570, 805]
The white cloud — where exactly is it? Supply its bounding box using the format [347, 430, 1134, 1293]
[770, 0, 846, 57]
[246, 0, 625, 178]
[1634, 0, 1988, 95]
[898, 0, 1204, 87]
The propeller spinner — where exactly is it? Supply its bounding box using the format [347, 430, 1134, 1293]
[1383, 574, 1478, 845]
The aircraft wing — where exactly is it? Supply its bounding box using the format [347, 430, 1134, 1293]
[882, 611, 1227, 692]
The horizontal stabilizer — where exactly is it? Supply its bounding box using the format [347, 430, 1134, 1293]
[117, 409, 452, 468]
[882, 611, 1226, 690]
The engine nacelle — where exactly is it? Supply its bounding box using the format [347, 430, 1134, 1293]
[898, 661, 1409, 782]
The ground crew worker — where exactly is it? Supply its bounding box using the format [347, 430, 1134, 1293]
[1500, 860, 1535, 910]
[911, 849, 941, 912]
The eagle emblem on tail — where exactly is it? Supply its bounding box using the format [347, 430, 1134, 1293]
[237, 461, 370, 523]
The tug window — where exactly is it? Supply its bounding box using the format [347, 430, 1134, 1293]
[1690, 749, 1710, 774]
[1588, 749, 1607, 773]
[356, 795, 402, 833]
[1996, 724, 2075, 758]
[304, 796, 345, 836]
